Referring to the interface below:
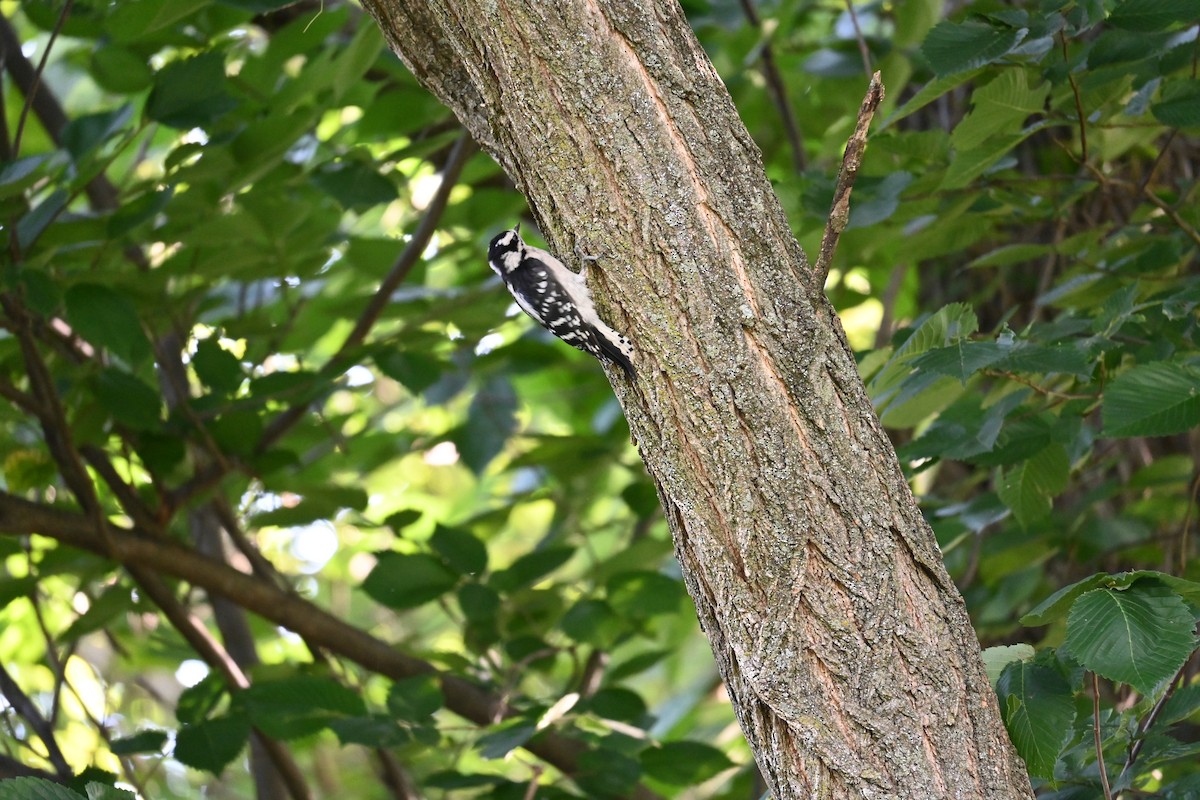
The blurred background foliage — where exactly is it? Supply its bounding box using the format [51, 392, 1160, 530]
[0, 0, 1197, 798]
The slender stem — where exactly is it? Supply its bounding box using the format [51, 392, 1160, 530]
[737, 0, 806, 172]
[814, 72, 884, 290]
[1060, 32, 1088, 164]
[257, 133, 476, 453]
[1094, 672, 1112, 800]
[843, 0, 873, 78]
[12, 0, 74, 159]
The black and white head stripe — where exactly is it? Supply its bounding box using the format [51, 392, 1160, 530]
[486, 225, 635, 379]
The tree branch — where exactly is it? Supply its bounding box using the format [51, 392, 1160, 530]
[0, 490, 661, 800]
[813, 71, 884, 291]
[257, 133, 476, 454]
[0, 662, 72, 778]
[738, 0, 805, 172]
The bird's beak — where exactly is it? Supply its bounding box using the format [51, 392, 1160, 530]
[513, 222, 521, 236]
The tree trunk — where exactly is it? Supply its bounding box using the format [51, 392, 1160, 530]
[361, 2, 1034, 797]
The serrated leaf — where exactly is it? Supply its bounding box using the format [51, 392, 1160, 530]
[1152, 81, 1200, 128]
[921, 21, 1027, 76]
[982, 644, 1036, 687]
[640, 741, 734, 786]
[65, 284, 151, 366]
[84, 784, 134, 800]
[175, 672, 227, 725]
[997, 445, 1070, 528]
[911, 341, 1011, 383]
[1108, 0, 1197, 31]
[952, 70, 1049, 151]
[1065, 583, 1197, 695]
[0, 778, 84, 800]
[362, 552, 458, 609]
[1102, 362, 1200, 437]
[996, 661, 1074, 778]
[173, 714, 250, 773]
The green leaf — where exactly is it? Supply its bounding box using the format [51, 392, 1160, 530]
[362, 552, 459, 609]
[65, 284, 151, 366]
[1108, 0, 1197, 31]
[560, 599, 622, 647]
[238, 675, 366, 740]
[1023, 570, 1200, 626]
[489, 547, 574, 592]
[576, 747, 643, 797]
[639, 741, 734, 786]
[90, 47, 153, 93]
[61, 584, 135, 643]
[84, 784, 135, 800]
[455, 375, 518, 474]
[606, 571, 686, 618]
[61, 105, 134, 162]
[997, 445, 1070, 528]
[17, 189, 68, 250]
[374, 350, 445, 394]
[995, 661, 1074, 779]
[110, 729, 168, 755]
[250, 485, 368, 528]
[475, 718, 536, 759]
[1065, 583, 1197, 695]
[429, 525, 488, 575]
[313, 160, 397, 211]
[94, 368, 162, 431]
[0, 780, 83, 800]
[387, 674, 444, 721]
[911, 341, 1010, 383]
[1152, 81, 1200, 128]
[146, 53, 236, 129]
[981, 644, 1035, 687]
[175, 672, 227, 725]
[1102, 362, 1200, 437]
[921, 21, 1027, 76]
[173, 714, 250, 774]
[952, 70, 1049, 151]
[331, 23, 384, 101]
[192, 338, 245, 394]
[328, 715, 416, 747]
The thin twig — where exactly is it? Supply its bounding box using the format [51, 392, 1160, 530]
[1094, 672, 1113, 800]
[1117, 659, 1192, 788]
[813, 72, 884, 292]
[133, 570, 313, 800]
[0, 662, 72, 778]
[12, 0, 74, 158]
[738, 0, 806, 172]
[1060, 32, 1088, 164]
[843, 0, 873, 78]
[257, 133, 476, 453]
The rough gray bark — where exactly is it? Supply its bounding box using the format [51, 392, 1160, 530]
[361, 2, 1035, 798]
